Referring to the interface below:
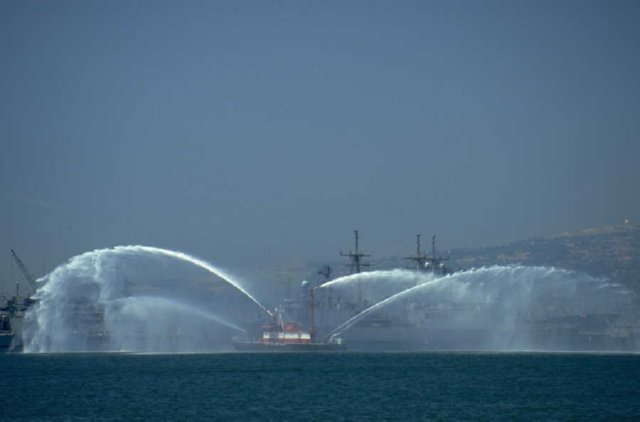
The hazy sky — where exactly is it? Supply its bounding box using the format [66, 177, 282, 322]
[1, 0, 639, 284]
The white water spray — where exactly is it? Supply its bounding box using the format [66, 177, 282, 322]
[24, 245, 269, 353]
[104, 296, 246, 352]
[324, 266, 638, 351]
[316, 269, 437, 315]
[110, 246, 271, 316]
[319, 269, 435, 289]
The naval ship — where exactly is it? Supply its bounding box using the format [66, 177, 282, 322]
[5, 232, 640, 353]
[310, 232, 450, 351]
[308, 231, 640, 352]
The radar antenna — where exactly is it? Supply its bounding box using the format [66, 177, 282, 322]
[317, 265, 333, 281]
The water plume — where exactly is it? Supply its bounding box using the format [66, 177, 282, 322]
[24, 245, 268, 353]
[111, 245, 271, 316]
[325, 265, 638, 351]
[104, 296, 245, 352]
[316, 269, 436, 312]
[319, 269, 434, 289]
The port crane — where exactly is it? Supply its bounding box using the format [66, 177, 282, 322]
[10, 249, 37, 294]
[5, 249, 38, 314]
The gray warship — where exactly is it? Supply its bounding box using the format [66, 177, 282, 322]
[303, 231, 640, 352]
[4, 231, 640, 353]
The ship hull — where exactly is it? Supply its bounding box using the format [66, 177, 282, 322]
[233, 341, 345, 352]
[0, 333, 20, 353]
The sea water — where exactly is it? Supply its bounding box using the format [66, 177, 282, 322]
[1, 352, 639, 420]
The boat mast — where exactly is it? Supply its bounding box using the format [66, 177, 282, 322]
[340, 230, 372, 304]
[309, 288, 316, 342]
[340, 230, 371, 274]
[405, 234, 428, 271]
[425, 235, 449, 274]
[405, 234, 449, 273]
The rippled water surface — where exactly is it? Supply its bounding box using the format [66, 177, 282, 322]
[1, 352, 639, 420]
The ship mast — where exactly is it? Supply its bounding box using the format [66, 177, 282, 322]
[340, 230, 371, 305]
[405, 234, 449, 273]
[425, 235, 449, 274]
[309, 287, 316, 342]
[405, 234, 428, 271]
[340, 230, 371, 274]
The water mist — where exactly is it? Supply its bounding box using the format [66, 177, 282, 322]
[23, 245, 268, 353]
[321, 266, 638, 351]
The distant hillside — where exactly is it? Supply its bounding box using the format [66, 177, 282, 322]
[306, 222, 640, 293]
[448, 222, 640, 292]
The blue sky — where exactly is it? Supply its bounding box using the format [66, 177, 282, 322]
[1, 0, 639, 284]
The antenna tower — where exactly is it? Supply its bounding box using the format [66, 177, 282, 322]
[340, 230, 371, 274]
[406, 235, 449, 273]
[317, 265, 333, 281]
[340, 230, 372, 306]
[426, 235, 449, 273]
[405, 234, 428, 270]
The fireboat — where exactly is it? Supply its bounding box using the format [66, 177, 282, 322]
[233, 290, 345, 352]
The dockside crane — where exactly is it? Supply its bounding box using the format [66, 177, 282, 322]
[8, 249, 39, 313]
[10, 249, 37, 294]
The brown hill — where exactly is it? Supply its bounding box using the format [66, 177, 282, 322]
[449, 221, 640, 292]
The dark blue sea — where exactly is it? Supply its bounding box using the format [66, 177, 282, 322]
[1, 352, 639, 421]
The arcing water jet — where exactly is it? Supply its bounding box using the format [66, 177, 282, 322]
[323, 265, 638, 351]
[24, 245, 270, 353]
[319, 269, 434, 289]
[112, 246, 272, 316]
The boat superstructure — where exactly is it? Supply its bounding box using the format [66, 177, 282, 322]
[1, 250, 38, 352]
[405, 234, 450, 275]
[0, 295, 31, 352]
[233, 302, 344, 352]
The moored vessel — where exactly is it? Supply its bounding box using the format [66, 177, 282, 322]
[0, 308, 24, 352]
[0, 311, 15, 352]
